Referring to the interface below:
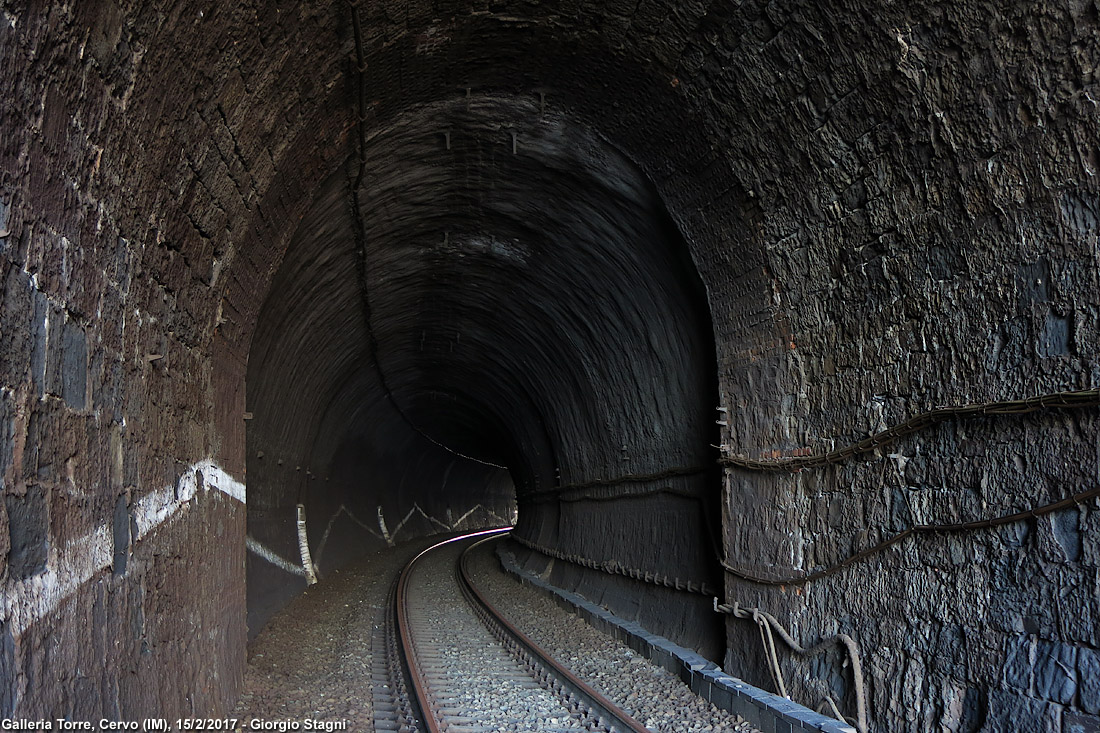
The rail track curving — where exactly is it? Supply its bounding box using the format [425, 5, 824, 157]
[378, 528, 652, 733]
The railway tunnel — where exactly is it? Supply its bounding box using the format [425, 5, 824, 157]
[1, 1, 1099, 731]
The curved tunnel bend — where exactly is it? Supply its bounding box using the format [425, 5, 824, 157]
[247, 94, 725, 652]
[0, 2, 1098, 732]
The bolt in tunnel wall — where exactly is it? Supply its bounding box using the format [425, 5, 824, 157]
[1, 1, 1098, 730]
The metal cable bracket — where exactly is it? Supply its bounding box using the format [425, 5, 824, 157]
[509, 534, 717, 596]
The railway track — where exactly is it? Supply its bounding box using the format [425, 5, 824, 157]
[374, 528, 652, 733]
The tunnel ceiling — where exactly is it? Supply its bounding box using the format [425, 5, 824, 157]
[248, 92, 718, 497]
[234, 0, 753, 637]
[242, 5, 746, 507]
[360, 96, 716, 483]
[243, 7, 726, 635]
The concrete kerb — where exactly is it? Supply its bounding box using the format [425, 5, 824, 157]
[497, 547, 856, 733]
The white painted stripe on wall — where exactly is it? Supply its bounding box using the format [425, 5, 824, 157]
[197, 460, 246, 503]
[312, 504, 385, 570]
[245, 536, 306, 577]
[3, 524, 114, 638]
[131, 460, 246, 539]
[1, 459, 245, 638]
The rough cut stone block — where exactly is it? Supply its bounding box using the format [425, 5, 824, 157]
[60, 318, 87, 409]
[1063, 711, 1100, 733]
[5, 490, 48, 579]
[1003, 634, 1034, 692]
[1078, 648, 1100, 715]
[1035, 640, 1077, 705]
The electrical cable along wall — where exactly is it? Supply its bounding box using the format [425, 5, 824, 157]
[513, 388, 1099, 731]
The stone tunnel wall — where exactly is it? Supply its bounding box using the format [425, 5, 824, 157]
[689, 2, 1100, 730]
[0, 1, 1098, 732]
[0, 1, 354, 718]
[244, 169, 516, 632]
[340, 91, 728, 658]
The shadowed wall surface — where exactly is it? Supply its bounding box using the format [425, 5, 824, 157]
[0, 1, 1098, 730]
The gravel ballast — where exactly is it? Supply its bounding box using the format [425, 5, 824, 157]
[464, 538, 760, 733]
[234, 533, 761, 732]
[232, 538, 432, 729]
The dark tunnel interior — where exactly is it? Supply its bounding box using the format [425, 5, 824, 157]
[2, 2, 1098, 729]
[245, 94, 724, 645]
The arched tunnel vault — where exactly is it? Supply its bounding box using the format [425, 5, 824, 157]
[244, 163, 518, 630]
[1, 1, 1099, 731]
[246, 93, 725, 647]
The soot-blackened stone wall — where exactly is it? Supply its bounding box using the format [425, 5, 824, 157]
[245, 169, 515, 633]
[1, 1, 1097, 731]
[696, 3, 1100, 730]
[0, 1, 351, 718]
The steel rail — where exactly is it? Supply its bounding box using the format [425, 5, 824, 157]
[395, 528, 513, 733]
[395, 528, 652, 733]
[457, 535, 652, 733]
